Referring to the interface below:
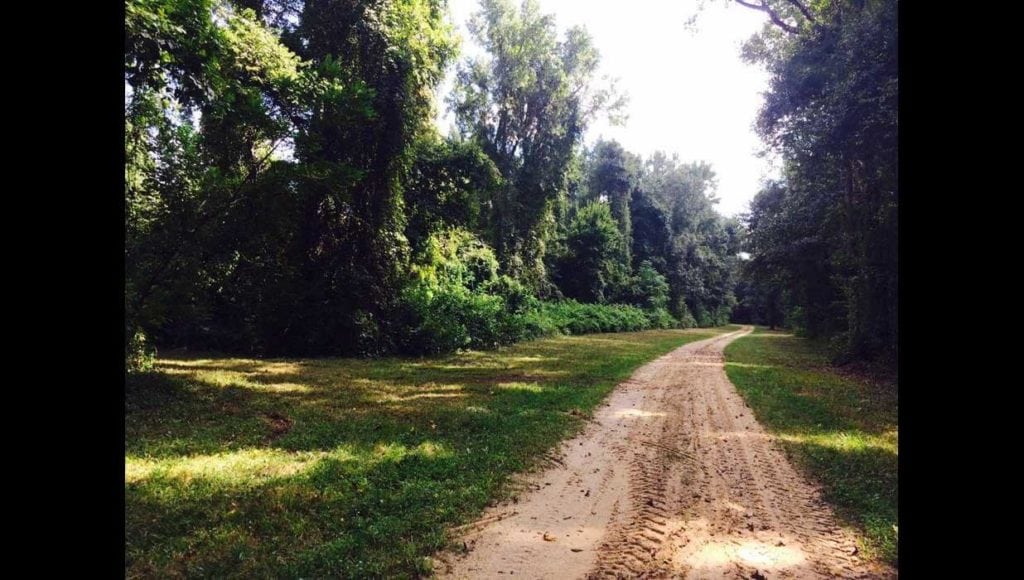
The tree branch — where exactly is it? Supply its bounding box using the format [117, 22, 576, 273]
[783, 0, 816, 24]
[733, 0, 802, 35]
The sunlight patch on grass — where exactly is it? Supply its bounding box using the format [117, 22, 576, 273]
[127, 326, 738, 577]
[160, 367, 314, 394]
[372, 383, 468, 402]
[777, 431, 897, 455]
[127, 441, 455, 487]
[383, 392, 467, 402]
[503, 355, 553, 363]
[496, 381, 543, 392]
[126, 449, 329, 485]
[161, 359, 305, 375]
[373, 441, 453, 461]
[724, 361, 774, 369]
[247, 382, 313, 393]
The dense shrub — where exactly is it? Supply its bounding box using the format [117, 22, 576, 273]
[394, 230, 691, 355]
[399, 282, 508, 355]
[399, 230, 507, 354]
[645, 308, 677, 329]
[539, 301, 651, 335]
[126, 327, 155, 373]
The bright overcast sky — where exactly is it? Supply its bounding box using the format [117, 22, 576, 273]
[436, 0, 781, 217]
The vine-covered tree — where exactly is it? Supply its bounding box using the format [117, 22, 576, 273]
[584, 139, 639, 258]
[125, 0, 458, 360]
[450, 0, 626, 292]
[551, 202, 630, 304]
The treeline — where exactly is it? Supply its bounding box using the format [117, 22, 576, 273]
[730, 0, 897, 363]
[125, 0, 740, 367]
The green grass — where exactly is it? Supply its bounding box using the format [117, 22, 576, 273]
[126, 327, 733, 578]
[723, 328, 898, 567]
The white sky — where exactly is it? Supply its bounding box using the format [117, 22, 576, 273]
[435, 0, 781, 217]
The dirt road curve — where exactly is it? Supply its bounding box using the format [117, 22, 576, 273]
[435, 327, 893, 579]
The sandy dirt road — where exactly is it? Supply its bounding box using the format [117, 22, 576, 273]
[435, 327, 893, 579]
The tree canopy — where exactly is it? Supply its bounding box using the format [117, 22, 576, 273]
[124, 0, 896, 368]
[734, 0, 897, 362]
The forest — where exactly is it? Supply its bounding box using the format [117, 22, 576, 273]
[125, 0, 896, 366]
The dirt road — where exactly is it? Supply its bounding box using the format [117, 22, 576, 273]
[435, 327, 891, 579]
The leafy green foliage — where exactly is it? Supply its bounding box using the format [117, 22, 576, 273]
[124, 0, 741, 365]
[583, 139, 638, 253]
[551, 202, 630, 304]
[399, 229, 509, 354]
[451, 0, 626, 291]
[126, 328, 156, 373]
[537, 301, 655, 335]
[125, 0, 458, 358]
[639, 154, 739, 326]
[397, 228, 680, 354]
[738, 0, 897, 363]
[404, 135, 503, 255]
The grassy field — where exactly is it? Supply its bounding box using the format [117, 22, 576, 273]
[723, 328, 898, 567]
[126, 327, 735, 578]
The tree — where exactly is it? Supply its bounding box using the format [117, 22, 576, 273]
[450, 0, 626, 292]
[738, 0, 897, 360]
[552, 202, 630, 304]
[125, 0, 323, 362]
[125, 0, 458, 359]
[403, 133, 503, 256]
[584, 139, 639, 258]
[639, 154, 736, 326]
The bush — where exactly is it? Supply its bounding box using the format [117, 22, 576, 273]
[415, 228, 499, 291]
[397, 230, 690, 356]
[126, 328, 155, 373]
[645, 307, 677, 329]
[630, 261, 671, 312]
[675, 303, 697, 328]
[399, 282, 507, 355]
[483, 275, 538, 315]
[400, 229, 517, 354]
[538, 301, 652, 335]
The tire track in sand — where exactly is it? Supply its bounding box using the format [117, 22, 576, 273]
[435, 327, 893, 579]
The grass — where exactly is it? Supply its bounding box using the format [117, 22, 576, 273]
[723, 327, 898, 567]
[126, 326, 735, 578]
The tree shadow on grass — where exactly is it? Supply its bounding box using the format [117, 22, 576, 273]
[126, 365, 575, 577]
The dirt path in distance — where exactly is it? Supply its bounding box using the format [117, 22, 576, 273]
[435, 326, 893, 579]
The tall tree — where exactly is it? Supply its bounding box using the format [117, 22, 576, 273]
[584, 139, 638, 258]
[253, 0, 457, 354]
[640, 154, 736, 326]
[450, 0, 625, 293]
[739, 0, 897, 360]
[125, 0, 458, 358]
